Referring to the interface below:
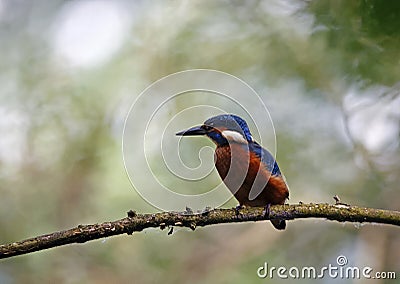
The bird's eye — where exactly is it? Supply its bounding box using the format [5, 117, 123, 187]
[202, 125, 212, 131]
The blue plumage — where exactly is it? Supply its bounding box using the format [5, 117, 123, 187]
[206, 131, 227, 145]
[204, 114, 253, 142]
[176, 114, 289, 230]
[249, 142, 282, 176]
[204, 114, 281, 176]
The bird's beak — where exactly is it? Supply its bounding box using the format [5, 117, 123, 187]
[176, 125, 206, 136]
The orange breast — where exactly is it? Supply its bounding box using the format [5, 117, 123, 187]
[215, 144, 289, 207]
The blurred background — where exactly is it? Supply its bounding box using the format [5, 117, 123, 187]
[0, 0, 399, 283]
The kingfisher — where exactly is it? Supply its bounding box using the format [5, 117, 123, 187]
[176, 114, 289, 230]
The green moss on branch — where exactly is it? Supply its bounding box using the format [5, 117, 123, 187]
[1, 203, 399, 259]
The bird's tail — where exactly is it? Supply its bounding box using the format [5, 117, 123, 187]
[270, 219, 286, 230]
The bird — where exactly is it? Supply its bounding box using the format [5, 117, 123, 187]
[176, 114, 289, 230]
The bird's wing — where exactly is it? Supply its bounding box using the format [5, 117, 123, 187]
[248, 142, 281, 176]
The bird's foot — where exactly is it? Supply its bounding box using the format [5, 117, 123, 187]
[263, 203, 271, 219]
[234, 204, 244, 216]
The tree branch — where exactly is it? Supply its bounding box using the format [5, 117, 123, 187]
[1, 203, 399, 259]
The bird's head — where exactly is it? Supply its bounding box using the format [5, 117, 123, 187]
[176, 114, 253, 146]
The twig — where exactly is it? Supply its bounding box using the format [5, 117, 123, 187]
[1, 203, 399, 259]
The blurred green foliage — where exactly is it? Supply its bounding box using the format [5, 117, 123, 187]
[0, 0, 399, 283]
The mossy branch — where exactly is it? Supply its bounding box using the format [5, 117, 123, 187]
[1, 203, 399, 259]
